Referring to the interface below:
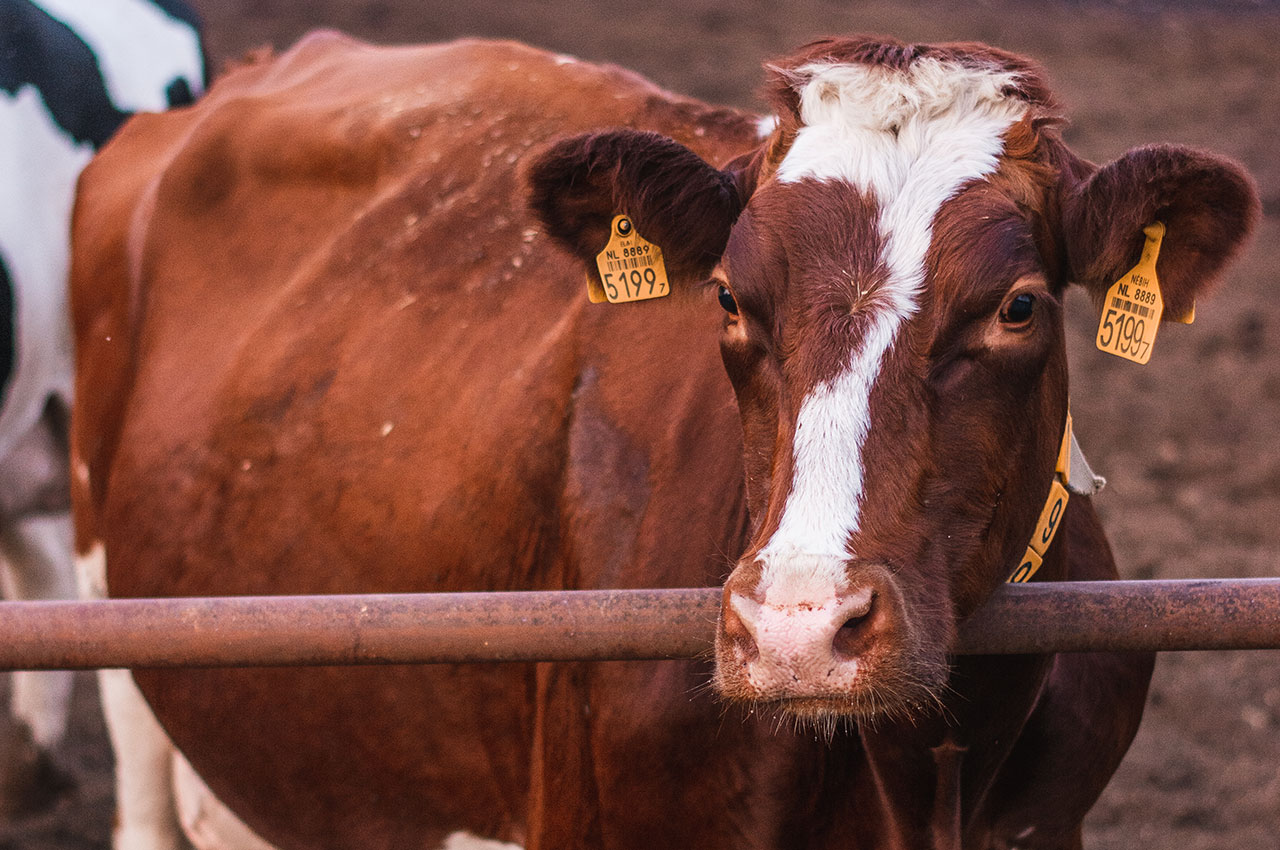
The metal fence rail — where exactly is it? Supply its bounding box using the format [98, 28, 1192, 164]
[1, 579, 1278, 671]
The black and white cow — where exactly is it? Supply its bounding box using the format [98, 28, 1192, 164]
[0, 0, 203, 817]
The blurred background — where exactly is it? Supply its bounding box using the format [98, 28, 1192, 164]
[3, 1, 1277, 847]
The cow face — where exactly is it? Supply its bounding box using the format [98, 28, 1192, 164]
[528, 37, 1257, 722]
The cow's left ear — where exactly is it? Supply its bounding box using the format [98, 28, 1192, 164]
[1061, 144, 1259, 320]
[526, 129, 747, 285]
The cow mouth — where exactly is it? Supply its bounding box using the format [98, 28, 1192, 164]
[768, 695, 863, 721]
[760, 670, 949, 723]
[748, 681, 948, 740]
[715, 636, 953, 730]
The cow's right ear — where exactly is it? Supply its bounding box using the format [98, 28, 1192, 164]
[1059, 144, 1259, 321]
[526, 129, 746, 285]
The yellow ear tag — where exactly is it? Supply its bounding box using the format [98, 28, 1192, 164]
[1095, 222, 1167, 364]
[590, 215, 670, 304]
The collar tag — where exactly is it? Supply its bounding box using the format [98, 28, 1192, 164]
[1095, 222, 1166, 364]
[1027, 479, 1070, 559]
[1066, 430, 1106, 496]
[590, 215, 670, 304]
[1008, 548, 1042, 584]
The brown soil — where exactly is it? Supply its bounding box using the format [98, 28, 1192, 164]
[3, 1, 1277, 847]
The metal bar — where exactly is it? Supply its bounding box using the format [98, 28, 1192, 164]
[0, 588, 721, 670]
[0, 580, 1277, 671]
[954, 579, 1280, 654]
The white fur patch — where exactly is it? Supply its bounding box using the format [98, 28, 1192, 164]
[32, 0, 204, 113]
[99, 663, 186, 850]
[0, 86, 86, 460]
[760, 57, 1027, 590]
[74, 541, 107, 600]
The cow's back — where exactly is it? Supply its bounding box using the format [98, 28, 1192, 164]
[71, 33, 764, 850]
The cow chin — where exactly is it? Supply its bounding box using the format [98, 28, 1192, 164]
[714, 641, 951, 731]
[712, 562, 952, 729]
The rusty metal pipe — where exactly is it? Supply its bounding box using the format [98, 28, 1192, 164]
[0, 580, 1276, 670]
[953, 578, 1280, 654]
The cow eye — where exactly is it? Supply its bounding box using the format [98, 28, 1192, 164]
[1000, 292, 1035, 326]
[717, 285, 739, 315]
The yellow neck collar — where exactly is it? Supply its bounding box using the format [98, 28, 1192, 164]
[1007, 412, 1104, 583]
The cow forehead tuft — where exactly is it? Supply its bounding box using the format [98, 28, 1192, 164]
[789, 57, 1026, 135]
[774, 58, 1029, 192]
[772, 56, 1029, 218]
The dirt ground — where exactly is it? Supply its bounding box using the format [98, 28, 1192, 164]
[2, 1, 1277, 848]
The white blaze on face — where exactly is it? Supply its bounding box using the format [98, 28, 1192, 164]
[757, 57, 1028, 600]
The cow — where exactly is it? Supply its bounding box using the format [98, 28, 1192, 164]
[0, 0, 204, 819]
[69, 31, 1256, 850]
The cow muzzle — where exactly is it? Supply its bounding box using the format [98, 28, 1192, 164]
[714, 558, 941, 719]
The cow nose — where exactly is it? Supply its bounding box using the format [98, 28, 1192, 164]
[720, 584, 879, 694]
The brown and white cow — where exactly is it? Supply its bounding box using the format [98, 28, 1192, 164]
[70, 32, 1255, 850]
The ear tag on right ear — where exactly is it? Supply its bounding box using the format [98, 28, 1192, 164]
[591, 214, 670, 304]
[1095, 222, 1166, 364]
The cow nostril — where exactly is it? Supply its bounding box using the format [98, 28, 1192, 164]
[832, 594, 876, 659]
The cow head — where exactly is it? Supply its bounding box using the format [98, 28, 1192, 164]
[527, 37, 1257, 722]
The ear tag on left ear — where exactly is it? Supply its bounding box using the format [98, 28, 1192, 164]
[1095, 222, 1166, 364]
[591, 214, 670, 304]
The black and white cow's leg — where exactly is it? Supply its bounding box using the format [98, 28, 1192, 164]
[0, 404, 76, 817]
[0, 513, 76, 819]
[0, 514, 75, 747]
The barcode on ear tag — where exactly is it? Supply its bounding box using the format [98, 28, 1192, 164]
[591, 215, 670, 304]
[1096, 222, 1165, 364]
